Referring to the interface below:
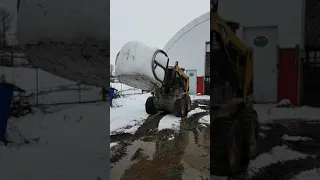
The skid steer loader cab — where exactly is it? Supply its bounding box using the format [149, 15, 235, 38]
[145, 62, 191, 117]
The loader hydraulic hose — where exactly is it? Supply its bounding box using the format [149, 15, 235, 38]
[151, 49, 170, 85]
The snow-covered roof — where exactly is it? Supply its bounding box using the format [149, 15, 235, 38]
[163, 12, 209, 52]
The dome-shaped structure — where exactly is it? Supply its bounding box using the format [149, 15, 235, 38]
[163, 12, 209, 76]
[163, 12, 209, 94]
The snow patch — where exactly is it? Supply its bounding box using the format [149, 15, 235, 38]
[158, 115, 180, 131]
[290, 168, 320, 180]
[278, 99, 292, 106]
[248, 145, 312, 177]
[110, 93, 150, 134]
[198, 104, 207, 107]
[254, 104, 320, 123]
[260, 125, 271, 131]
[282, 134, 312, 141]
[259, 132, 266, 138]
[190, 94, 210, 100]
[110, 142, 119, 148]
[168, 134, 175, 141]
[199, 115, 210, 124]
[158, 108, 208, 131]
[187, 108, 206, 118]
[1, 102, 108, 180]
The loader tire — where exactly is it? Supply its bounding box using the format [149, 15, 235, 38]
[174, 98, 187, 117]
[239, 107, 259, 169]
[211, 117, 243, 176]
[145, 97, 157, 115]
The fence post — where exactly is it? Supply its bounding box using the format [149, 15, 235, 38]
[102, 87, 106, 101]
[11, 47, 14, 66]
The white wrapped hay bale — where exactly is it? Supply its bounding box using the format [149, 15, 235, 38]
[17, 0, 109, 88]
[115, 41, 169, 91]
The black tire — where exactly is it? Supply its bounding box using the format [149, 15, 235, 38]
[174, 98, 186, 117]
[211, 117, 243, 176]
[239, 107, 259, 169]
[145, 97, 158, 114]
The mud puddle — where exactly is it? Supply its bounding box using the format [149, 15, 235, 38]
[110, 109, 210, 180]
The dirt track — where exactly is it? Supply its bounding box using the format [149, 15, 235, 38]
[110, 99, 210, 180]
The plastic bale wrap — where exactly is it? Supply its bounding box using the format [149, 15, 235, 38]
[17, 0, 109, 88]
[115, 41, 168, 91]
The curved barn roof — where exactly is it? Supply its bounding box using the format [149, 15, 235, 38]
[163, 12, 209, 52]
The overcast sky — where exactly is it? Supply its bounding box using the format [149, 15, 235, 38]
[110, 0, 209, 65]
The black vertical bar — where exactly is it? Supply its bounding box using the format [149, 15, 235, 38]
[36, 68, 39, 107]
[78, 84, 81, 103]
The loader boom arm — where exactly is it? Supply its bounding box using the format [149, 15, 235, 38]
[210, 0, 253, 105]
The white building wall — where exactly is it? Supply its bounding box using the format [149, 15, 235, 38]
[218, 0, 305, 47]
[164, 13, 210, 76]
[163, 0, 305, 77]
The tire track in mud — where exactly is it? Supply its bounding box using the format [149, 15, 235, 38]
[110, 101, 211, 180]
[110, 112, 167, 164]
[247, 121, 320, 180]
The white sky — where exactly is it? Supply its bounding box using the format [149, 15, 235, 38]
[110, 0, 209, 65]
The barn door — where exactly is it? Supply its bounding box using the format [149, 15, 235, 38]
[278, 48, 298, 105]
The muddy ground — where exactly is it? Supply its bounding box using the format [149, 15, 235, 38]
[228, 119, 320, 180]
[110, 99, 210, 180]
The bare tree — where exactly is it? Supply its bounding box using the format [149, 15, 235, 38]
[0, 8, 13, 48]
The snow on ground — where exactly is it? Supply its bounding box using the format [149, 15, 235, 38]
[110, 142, 119, 148]
[260, 125, 271, 131]
[0, 102, 109, 180]
[110, 82, 210, 135]
[248, 145, 314, 177]
[158, 108, 208, 131]
[278, 99, 293, 106]
[190, 94, 210, 100]
[254, 104, 320, 123]
[110, 93, 150, 134]
[187, 108, 206, 117]
[199, 115, 210, 124]
[290, 168, 320, 180]
[281, 134, 313, 141]
[158, 115, 181, 131]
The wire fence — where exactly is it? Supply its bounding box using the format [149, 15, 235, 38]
[110, 78, 144, 96]
[1, 64, 105, 106]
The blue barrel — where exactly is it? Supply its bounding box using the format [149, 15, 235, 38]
[0, 83, 14, 140]
[110, 88, 115, 106]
